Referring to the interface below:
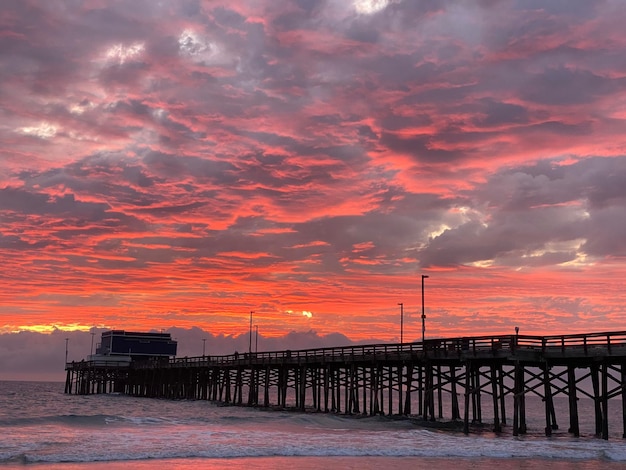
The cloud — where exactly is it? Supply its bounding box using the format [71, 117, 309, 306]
[1, 0, 626, 368]
[285, 310, 314, 319]
[421, 157, 626, 267]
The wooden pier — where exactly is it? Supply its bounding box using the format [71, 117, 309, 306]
[65, 331, 626, 439]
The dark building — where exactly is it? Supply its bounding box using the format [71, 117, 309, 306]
[96, 330, 177, 360]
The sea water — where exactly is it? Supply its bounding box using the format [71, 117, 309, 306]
[1, 381, 625, 469]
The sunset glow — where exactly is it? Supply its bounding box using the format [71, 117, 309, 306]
[2, 0, 626, 353]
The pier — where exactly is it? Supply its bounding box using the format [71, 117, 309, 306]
[65, 331, 626, 439]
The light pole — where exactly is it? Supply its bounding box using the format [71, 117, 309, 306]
[65, 338, 69, 364]
[421, 275, 429, 342]
[90, 327, 95, 356]
[202, 338, 206, 356]
[255, 325, 259, 353]
[398, 302, 404, 343]
[249, 310, 254, 355]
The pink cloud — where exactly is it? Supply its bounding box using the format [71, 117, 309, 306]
[1, 0, 626, 379]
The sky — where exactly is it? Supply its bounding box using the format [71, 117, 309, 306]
[2, 0, 626, 379]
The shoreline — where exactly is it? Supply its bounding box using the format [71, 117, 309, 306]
[3, 456, 625, 470]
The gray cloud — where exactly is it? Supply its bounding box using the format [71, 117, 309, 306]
[1, 0, 626, 359]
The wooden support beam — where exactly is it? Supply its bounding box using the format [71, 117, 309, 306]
[437, 365, 443, 419]
[567, 365, 580, 437]
[450, 365, 460, 420]
[491, 363, 501, 432]
[591, 363, 602, 436]
[602, 362, 609, 440]
[463, 361, 471, 434]
[404, 364, 414, 416]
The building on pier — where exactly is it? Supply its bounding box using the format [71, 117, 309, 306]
[65, 330, 178, 396]
[95, 330, 177, 361]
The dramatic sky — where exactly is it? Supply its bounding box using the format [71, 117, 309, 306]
[2, 0, 626, 375]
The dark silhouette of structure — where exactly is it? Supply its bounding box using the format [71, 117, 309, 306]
[66, 330, 626, 440]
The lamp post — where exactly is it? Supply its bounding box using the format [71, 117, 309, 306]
[90, 327, 95, 356]
[65, 338, 69, 364]
[421, 275, 429, 343]
[255, 325, 259, 353]
[249, 311, 254, 355]
[398, 302, 404, 343]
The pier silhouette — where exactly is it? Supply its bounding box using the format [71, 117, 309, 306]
[65, 330, 626, 439]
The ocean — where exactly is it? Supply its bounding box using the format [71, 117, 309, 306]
[1, 381, 626, 469]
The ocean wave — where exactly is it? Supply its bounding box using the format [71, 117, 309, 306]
[0, 413, 214, 428]
[0, 414, 115, 427]
[2, 426, 626, 464]
[3, 383, 626, 466]
[0, 410, 289, 430]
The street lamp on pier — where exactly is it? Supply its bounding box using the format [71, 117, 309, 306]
[421, 275, 429, 343]
[90, 327, 95, 356]
[65, 338, 69, 364]
[398, 302, 404, 343]
[255, 325, 259, 353]
[249, 311, 254, 355]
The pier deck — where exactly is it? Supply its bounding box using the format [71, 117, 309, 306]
[65, 331, 626, 439]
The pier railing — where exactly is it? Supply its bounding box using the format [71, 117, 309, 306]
[66, 359, 132, 370]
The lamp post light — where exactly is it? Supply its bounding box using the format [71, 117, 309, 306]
[249, 311, 254, 355]
[421, 275, 429, 343]
[90, 327, 95, 356]
[255, 325, 259, 353]
[398, 302, 404, 344]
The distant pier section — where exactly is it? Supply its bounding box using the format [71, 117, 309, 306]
[66, 330, 626, 440]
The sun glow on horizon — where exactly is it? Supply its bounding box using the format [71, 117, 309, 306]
[8, 324, 98, 334]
